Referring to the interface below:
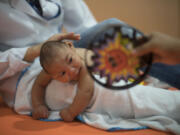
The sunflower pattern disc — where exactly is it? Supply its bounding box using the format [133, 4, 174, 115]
[85, 25, 153, 90]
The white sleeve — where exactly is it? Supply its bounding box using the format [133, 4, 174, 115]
[0, 47, 30, 80]
[61, 0, 97, 33]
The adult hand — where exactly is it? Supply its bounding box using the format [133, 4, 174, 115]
[133, 32, 180, 65]
[47, 32, 80, 41]
[24, 33, 80, 62]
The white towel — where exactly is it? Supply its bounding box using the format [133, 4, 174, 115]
[14, 58, 180, 134]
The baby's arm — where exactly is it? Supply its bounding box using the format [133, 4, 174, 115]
[31, 70, 52, 119]
[60, 66, 94, 122]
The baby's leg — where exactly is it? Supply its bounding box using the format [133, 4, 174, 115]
[144, 75, 172, 89]
[0, 47, 29, 80]
[0, 73, 20, 107]
[129, 85, 180, 121]
[0, 47, 30, 107]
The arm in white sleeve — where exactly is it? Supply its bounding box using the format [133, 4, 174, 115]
[61, 0, 97, 33]
[0, 47, 30, 80]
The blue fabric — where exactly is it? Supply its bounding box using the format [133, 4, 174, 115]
[40, 118, 63, 122]
[14, 66, 30, 106]
[16, 66, 30, 90]
[74, 18, 180, 89]
[26, 0, 43, 16]
[148, 63, 180, 89]
[37, 114, 149, 131]
[73, 18, 124, 48]
[75, 115, 85, 123]
[107, 126, 148, 132]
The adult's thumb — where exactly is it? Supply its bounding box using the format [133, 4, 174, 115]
[132, 42, 153, 57]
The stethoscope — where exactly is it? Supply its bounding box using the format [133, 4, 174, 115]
[9, 0, 61, 20]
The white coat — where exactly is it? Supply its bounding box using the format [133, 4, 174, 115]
[0, 0, 97, 50]
[0, 0, 97, 104]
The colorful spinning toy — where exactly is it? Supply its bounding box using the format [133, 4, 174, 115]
[85, 24, 153, 90]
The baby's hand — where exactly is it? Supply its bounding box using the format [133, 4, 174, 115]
[32, 105, 49, 120]
[60, 108, 74, 122]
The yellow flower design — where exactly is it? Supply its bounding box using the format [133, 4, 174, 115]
[93, 32, 140, 83]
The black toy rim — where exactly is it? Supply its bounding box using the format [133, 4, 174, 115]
[85, 25, 153, 90]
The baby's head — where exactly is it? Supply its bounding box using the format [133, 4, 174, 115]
[40, 40, 82, 83]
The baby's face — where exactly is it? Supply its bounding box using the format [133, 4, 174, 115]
[45, 45, 82, 83]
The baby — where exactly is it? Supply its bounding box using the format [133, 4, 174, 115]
[31, 40, 94, 121]
[0, 32, 89, 120]
[1, 32, 180, 134]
